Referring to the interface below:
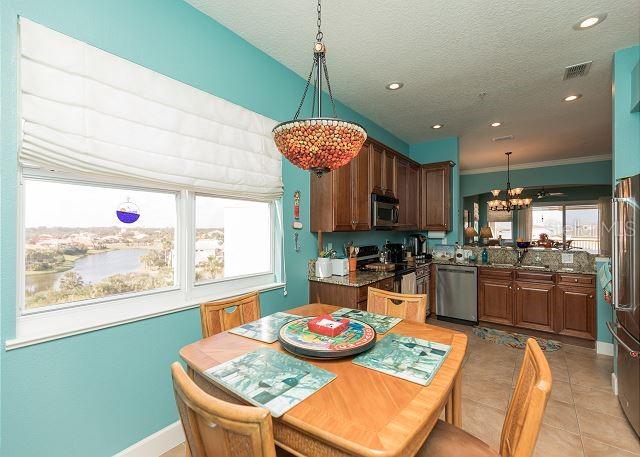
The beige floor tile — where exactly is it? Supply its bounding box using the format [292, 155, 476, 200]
[542, 398, 579, 433]
[462, 372, 513, 411]
[161, 443, 185, 457]
[566, 357, 613, 390]
[571, 384, 623, 418]
[562, 344, 597, 357]
[533, 424, 584, 457]
[582, 436, 640, 457]
[550, 380, 574, 404]
[461, 398, 505, 450]
[464, 357, 515, 384]
[576, 407, 640, 454]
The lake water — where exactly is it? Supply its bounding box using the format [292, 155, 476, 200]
[25, 248, 150, 295]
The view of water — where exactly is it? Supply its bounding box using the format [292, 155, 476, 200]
[25, 248, 150, 295]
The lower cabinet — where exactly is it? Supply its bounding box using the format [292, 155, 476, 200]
[478, 277, 513, 325]
[309, 277, 395, 312]
[555, 284, 596, 340]
[514, 281, 555, 333]
[477, 268, 596, 341]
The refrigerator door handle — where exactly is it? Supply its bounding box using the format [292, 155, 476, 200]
[607, 321, 639, 359]
[612, 197, 634, 311]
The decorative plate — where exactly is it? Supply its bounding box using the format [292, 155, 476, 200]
[278, 316, 376, 359]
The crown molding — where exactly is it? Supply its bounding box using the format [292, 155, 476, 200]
[460, 154, 612, 175]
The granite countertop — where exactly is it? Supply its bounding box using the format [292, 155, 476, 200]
[430, 258, 596, 275]
[308, 269, 396, 287]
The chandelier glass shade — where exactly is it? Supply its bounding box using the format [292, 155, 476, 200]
[272, 1, 367, 176]
[488, 152, 532, 212]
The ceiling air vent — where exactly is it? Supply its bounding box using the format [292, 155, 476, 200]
[492, 135, 514, 142]
[563, 61, 592, 80]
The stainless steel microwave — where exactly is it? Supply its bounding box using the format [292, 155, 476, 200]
[372, 194, 399, 229]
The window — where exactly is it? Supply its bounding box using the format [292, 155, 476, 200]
[19, 171, 281, 321]
[23, 178, 177, 311]
[195, 196, 272, 283]
[531, 204, 599, 253]
[488, 211, 513, 240]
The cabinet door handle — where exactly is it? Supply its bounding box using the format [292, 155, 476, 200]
[589, 294, 594, 299]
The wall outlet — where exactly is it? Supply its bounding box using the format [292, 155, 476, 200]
[561, 253, 574, 264]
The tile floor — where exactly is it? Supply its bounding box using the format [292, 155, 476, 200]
[162, 319, 639, 457]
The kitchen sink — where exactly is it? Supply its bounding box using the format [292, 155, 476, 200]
[520, 265, 549, 270]
[490, 263, 514, 268]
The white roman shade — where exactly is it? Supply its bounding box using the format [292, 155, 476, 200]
[19, 18, 283, 201]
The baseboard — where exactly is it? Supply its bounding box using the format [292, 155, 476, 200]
[596, 341, 615, 356]
[113, 421, 184, 457]
[612, 372, 619, 396]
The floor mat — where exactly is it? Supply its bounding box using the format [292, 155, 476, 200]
[472, 326, 562, 352]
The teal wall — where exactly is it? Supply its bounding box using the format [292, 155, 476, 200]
[0, 1, 408, 456]
[461, 160, 613, 198]
[409, 137, 461, 244]
[613, 45, 640, 181]
[595, 259, 613, 344]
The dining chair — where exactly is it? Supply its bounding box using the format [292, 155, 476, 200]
[366, 287, 428, 323]
[417, 338, 552, 457]
[171, 362, 279, 457]
[200, 291, 260, 338]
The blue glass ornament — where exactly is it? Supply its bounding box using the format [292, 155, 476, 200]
[116, 198, 140, 224]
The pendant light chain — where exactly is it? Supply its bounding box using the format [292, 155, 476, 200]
[316, 0, 323, 42]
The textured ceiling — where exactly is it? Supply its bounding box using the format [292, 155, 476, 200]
[185, 0, 640, 169]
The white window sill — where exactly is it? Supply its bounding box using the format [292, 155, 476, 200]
[6, 282, 285, 350]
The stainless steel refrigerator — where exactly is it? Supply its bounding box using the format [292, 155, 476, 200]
[610, 174, 640, 437]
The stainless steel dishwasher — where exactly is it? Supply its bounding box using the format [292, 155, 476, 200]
[435, 264, 478, 323]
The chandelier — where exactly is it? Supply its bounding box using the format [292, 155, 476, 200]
[272, 0, 367, 176]
[488, 152, 532, 212]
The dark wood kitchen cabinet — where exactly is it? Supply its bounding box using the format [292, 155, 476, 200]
[394, 160, 420, 231]
[514, 281, 555, 333]
[476, 267, 596, 342]
[555, 284, 596, 340]
[310, 141, 371, 232]
[370, 141, 395, 197]
[478, 268, 514, 325]
[419, 161, 454, 231]
[309, 277, 395, 311]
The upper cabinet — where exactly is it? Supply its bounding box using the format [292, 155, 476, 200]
[394, 157, 419, 231]
[310, 138, 454, 233]
[310, 141, 371, 232]
[370, 142, 395, 197]
[419, 161, 454, 231]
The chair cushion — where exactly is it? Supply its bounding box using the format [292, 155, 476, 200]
[417, 420, 500, 457]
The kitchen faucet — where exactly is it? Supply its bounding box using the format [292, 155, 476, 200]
[516, 248, 528, 265]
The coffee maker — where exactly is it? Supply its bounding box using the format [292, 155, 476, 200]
[407, 234, 427, 262]
[383, 243, 405, 264]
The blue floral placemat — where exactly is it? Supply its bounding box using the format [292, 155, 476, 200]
[331, 308, 402, 333]
[352, 334, 450, 386]
[204, 348, 335, 417]
[229, 312, 299, 343]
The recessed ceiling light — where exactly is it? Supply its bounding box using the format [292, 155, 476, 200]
[563, 94, 582, 102]
[490, 122, 502, 127]
[573, 13, 607, 30]
[431, 124, 443, 129]
[386, 82, 404, 90]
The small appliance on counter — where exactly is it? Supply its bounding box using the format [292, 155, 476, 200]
[331, 258, 349, 276]
[315, 258, 332, 278]
[383, 243, 405, 264]
[408, 234, 427, 263]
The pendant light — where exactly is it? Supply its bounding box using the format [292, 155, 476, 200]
[488, 152, 532, 212]
[272, 0, 367, 176]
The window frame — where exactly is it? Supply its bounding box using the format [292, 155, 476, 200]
[531, 201, 600, 252]
[10, 167, 284, 350]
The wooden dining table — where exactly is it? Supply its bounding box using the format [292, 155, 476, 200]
[180, 303, 468, 457]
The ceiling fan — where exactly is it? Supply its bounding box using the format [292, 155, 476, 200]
[536, 187, 566, 199]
